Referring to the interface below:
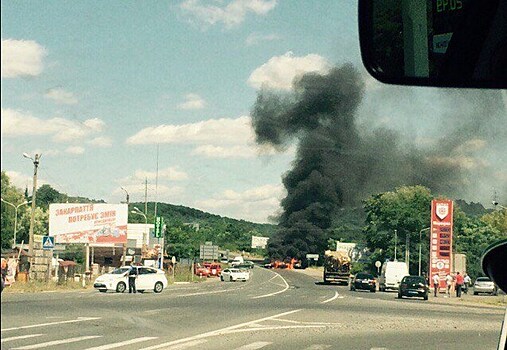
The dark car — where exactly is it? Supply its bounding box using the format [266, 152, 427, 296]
[350, 273, 376, 292]
[398, 276, 428, 300]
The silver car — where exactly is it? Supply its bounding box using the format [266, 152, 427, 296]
[473, 277, 498, 296]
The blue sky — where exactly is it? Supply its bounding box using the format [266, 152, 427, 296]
[2, 1, 505, 222]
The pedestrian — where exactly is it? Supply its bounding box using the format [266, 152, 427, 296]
[1, 258, 7, 293]
[463, 273, 471, 294]
[128, 266, 137, 294]
[445, 273, 453, 297]
[455, 271, 464, 297]
[432, 274, 440, 297]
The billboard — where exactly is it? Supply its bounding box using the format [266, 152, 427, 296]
[49, 203, 128, 244]
[429, 199, 453, 289]
[251, 236, 269, 249]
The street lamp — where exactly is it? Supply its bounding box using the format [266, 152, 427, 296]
[0, 198, 31, 248]
[120, 187, 130, 204]
[23, 152, 41, 256]
[131, 207, 148, 254]
[492, 201, 507, 210]
[419, 227, 431, 276]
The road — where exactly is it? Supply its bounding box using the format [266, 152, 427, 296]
[1, 267, 505, 350]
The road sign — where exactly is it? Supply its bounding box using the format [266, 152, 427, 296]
[53, 244, 66, 251]
[306, 254, 319, 260]
[42, 236, 55, 250]
[171, 256, 176, 264]
[154, 216, 164, 238]
[375, 261, 381, 268]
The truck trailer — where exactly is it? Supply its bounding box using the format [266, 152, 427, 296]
[323, 250, 351, 284]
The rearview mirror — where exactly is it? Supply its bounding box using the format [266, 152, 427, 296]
[358, 0, 507, 88]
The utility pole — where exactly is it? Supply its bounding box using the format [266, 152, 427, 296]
[24, 153, 40, 256]
[144, 177, 148, 215]
[394, 229, 398, 261]
[419, 227, 431, 276]
[405, 233, 410, 272]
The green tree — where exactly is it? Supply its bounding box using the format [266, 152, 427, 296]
[454, 208, 504, 278]
[480, 209, 507, 233]
[363, 185, 433, 274]
[1, 171, 26, 249]
[35, 184, 68, 209]
[17, 207, 50, 242]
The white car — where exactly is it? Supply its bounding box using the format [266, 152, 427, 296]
[220, 268, 250, 282]
[93, 266, 168, 293]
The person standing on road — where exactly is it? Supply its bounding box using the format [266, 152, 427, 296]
[445, 273, 453, 297]
[455, 272, 464, 298]
[128, 266, 137, 294]
[1, 258, 7, 293]
[432, 274, 440, 297]
[463, 273, 471, 294]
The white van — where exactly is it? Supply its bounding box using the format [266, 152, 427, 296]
[230, 256, 244, 267]
[379, 261, 409, 291]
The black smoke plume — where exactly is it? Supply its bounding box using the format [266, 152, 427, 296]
[251, 64, 506, 260]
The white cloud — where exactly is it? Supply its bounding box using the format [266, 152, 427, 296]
[180, 0, 277, 28]
[1, 109, 106, 143]
[195, 184, 285, 223]
[4, 170, 48, 191]
[1, 39, 46, 78]
[191, 143, 294, 159]
[130, 167, 189, 182]
[245, 32, 280, 46]
[44, 88, 78, 105]
[248, 51, 331, 90]
[177, 93, 206, 110]
[126, 116, 252, 145]
[65, 146, 85, 155]
[87, 136, 113, 148]
[127, 115, 295, 159]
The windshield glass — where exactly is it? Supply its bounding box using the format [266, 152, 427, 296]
[111, 267, 130, 275]
[1, 1, 505, 349]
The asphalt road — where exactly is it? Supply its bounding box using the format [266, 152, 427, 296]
[1, 267, 505, 350]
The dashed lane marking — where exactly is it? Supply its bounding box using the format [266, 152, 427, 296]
[233, 341, 272, 350]
[12, 335, 102, 350]
[1, 334, 44, 343]
[1, 317, 102, 332]
[83, 337, 158, 350]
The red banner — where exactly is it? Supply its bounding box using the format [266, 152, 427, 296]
[429, 199, 453, 289]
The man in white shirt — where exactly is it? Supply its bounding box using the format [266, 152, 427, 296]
[463, 273, 471, 294]
[432, 274, 440, 297]
[445, 274, 454, 297]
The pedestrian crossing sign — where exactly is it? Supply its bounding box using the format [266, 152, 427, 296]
[42, 236, 55, 250]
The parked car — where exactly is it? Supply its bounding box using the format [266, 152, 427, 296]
[350, 272, 376, 292]
[220, 268, 250, 282]
[194, 264, 211, 277]
[203, 262, 221, 276]
[236, 261, 254, 270]
[93, 266, 167, 293]
[398, 275, 428, 300]
[473, 277, 498, 295]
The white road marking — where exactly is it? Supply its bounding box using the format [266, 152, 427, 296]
[11, 335, 101, 349]
[221, 325, 327, 335]
[305, 345, 332, 350]
[251, 271, 289, 299]
[1, 334, 44, 343]
[233, 341, 272, 350]
[271, 318, 341, 326]
[321, 291, 339, 304]
[1, 317, 101, 332]
[139, 309, 302, 350]
[83, 337, 158, 350]
[155, 339, 208, 350]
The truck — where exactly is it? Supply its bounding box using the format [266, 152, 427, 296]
[323, 250, 351, 284]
